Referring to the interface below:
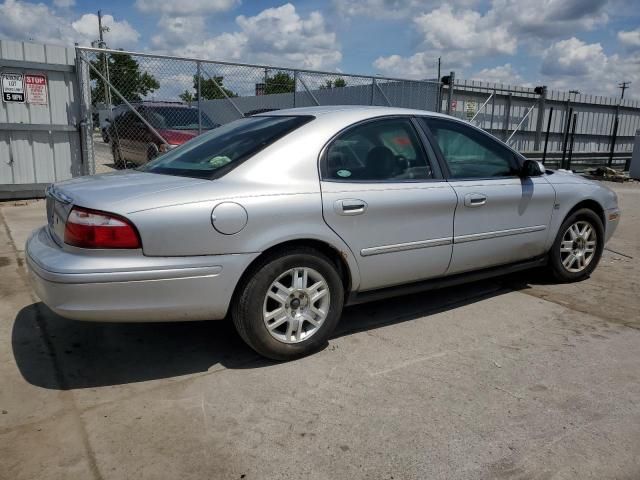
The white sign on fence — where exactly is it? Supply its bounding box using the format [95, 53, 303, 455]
[25, 74, 48, 105]
[1, 72, 25, 102]
[466, 99, 477, 119]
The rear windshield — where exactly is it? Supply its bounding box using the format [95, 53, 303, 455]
[140, 115, 313, 179]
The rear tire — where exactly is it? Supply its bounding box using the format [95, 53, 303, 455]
[232, 248, 344, 361]
[112, 142, 126, 169]
[548, 208, 604, 282]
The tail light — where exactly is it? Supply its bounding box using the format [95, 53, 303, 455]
[64, 207, 141, 249]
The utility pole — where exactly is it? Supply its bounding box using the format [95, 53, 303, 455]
[97, 10, 112, 108]
[619, 81, 630, 100]
[98, 10, 105, 44]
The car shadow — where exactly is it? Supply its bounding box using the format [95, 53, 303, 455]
[13, 276, 533, 390]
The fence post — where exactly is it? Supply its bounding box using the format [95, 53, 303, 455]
[502, 93, 512, 141]
[489, 88, 496, 133]
[542, 106, 553, 164]
[196, 61, 202, 135]
[75, 49, 95, 176]
[445, 71, 455, 115]
[293, 70, 298, 108]
[534, 86, 547, 151]
[567, 113, 577, 170]
[370, 77, 376, 105]
[561, 106, 573, 169]
[608, 105, 620, 167]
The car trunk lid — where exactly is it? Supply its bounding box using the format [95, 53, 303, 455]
[47, 170, 209, 232]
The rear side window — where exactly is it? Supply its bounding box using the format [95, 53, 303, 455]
[141, 106, 217, 130]
[323, 117, 433, 181]
[422, 118, 518, 179]
[140, 115, 313, 179]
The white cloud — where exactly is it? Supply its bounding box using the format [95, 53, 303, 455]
[373, 4, 516, 76]
[490, 0, 609, 38]
[153, 3, 342, 71]
[0, 0, 138, 48]
[0, 0, 75, 45]
[541, 37, 607, 76]
[373, 52, 436, 79]
[368, 0, 617, 80]
[414, 5, 516, 59]
[470, 63, 528, 86]
[135, 0, 239, 15]
[618, 28, 640, 50]
[72, 14, 140, 48]
[53, 0, 75, 7]
[151, 16, 206, 51]
[236, 4, 341, 69]
[174, 32, 248, 62]
[540, 37, 639, 99]
[332, 0, 476, 19]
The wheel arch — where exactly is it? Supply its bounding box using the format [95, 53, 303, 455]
[231, 238, 355, 309]
[565, 198, 605, 227]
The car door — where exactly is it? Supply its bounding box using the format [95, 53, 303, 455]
[320, 116, 458, 291]
[420, 117, 556, 275]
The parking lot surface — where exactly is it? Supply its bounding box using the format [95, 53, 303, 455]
[1, 182, 639, 480]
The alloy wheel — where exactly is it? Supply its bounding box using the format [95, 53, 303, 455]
[559, 220, 597, 273]
[262, 267, 330, 344]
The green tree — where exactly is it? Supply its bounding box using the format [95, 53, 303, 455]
[193, 74, 237, 100]
[90, 52, 159, 105]
[319, 77, 347, 89]
[319, 79, 334, 90]
[179, 90, 195, 106]
[333, 77, 347, 88]
[264, 72, 295, 94]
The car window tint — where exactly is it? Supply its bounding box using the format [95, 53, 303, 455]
[139, 115, 313, 180]
[325, 118, 433, 181]
[423, 118, 517, 179]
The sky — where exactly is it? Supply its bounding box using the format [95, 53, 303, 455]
[0, 0, 639, 99]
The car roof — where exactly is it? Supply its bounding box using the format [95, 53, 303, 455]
[255, 105, 451, 121]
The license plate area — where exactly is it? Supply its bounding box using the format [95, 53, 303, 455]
[46, 195, 70, 245]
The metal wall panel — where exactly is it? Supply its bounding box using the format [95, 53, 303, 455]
[0, 40, 81, 195]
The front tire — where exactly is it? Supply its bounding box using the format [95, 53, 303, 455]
[549, 208, 604, 282]
[232, 248, 344, 361]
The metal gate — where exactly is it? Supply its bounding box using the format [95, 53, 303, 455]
[75, 47, 442, 175]
[0, 40, 84, 199]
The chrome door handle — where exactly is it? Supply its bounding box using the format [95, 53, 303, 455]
[464, 193, 487, 207]
[335, 199, 367, 216]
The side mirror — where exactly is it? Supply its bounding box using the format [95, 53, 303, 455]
[520, 159, 543, 177]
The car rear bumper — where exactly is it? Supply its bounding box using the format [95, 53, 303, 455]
[26, 227, 259, 322]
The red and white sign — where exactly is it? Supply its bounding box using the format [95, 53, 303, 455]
[25, 74, 48, 105]
[450, 99, 458, 110]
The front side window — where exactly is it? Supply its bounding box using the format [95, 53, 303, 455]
[423, 118, 518, 179]
[324, 117, 433, 181]
[140, 115, 313, 179]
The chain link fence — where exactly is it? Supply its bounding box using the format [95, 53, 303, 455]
[76, 47, 441, 175]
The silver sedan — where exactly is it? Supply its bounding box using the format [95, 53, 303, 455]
[26, 106, 621, 360]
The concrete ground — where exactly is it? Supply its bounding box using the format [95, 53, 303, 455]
[1, 182, 639, 480]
